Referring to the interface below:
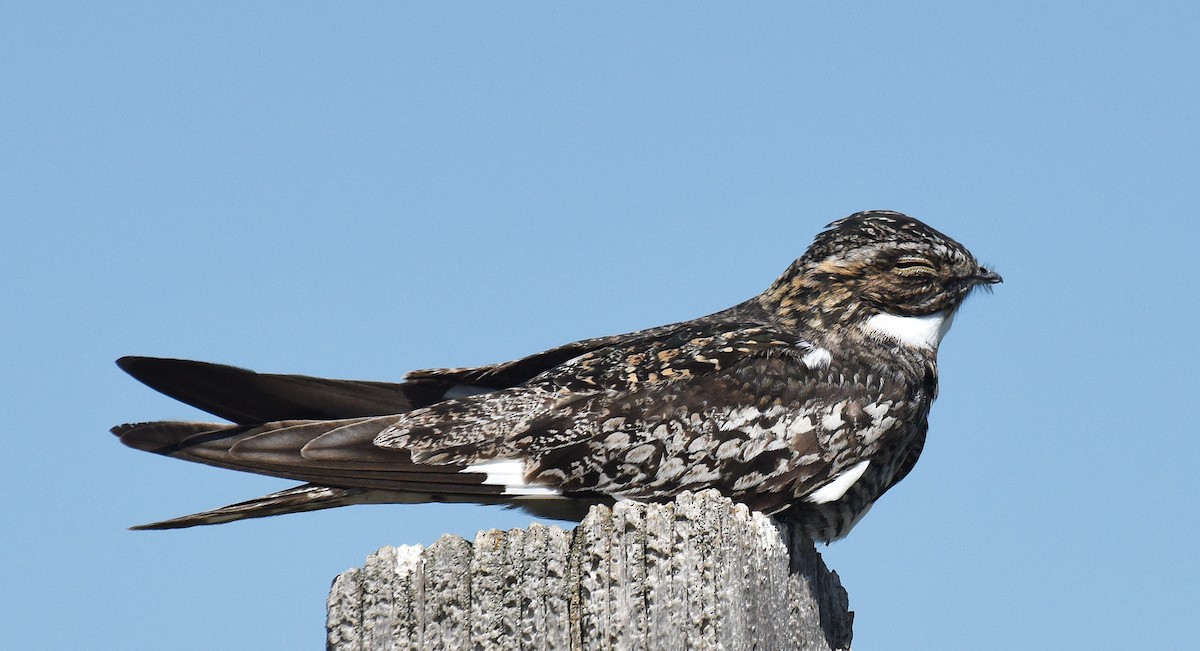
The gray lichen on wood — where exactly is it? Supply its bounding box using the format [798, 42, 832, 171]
[327, 490, 852, 650]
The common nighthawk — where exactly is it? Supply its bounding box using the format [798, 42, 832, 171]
[114, 210, 1000, 541]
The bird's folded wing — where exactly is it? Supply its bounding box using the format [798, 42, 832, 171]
[113, 320, 858, 528]
[116, 328, 666, 426]
[116, 357, 421, 424]
[401, 323, 689, 386]
[128, 484, 370, 530]
[512, 328, 887, 515]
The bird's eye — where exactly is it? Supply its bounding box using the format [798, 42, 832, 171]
[893, 258, 936, 275]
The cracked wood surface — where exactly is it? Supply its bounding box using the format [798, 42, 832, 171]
[327, 490, 853, 650]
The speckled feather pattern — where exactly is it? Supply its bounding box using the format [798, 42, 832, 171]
[113, 210, 999, 537]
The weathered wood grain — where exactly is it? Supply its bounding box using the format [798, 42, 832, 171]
[328, 490, 852, 650]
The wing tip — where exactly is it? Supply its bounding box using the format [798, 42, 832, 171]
[115, 355, 162, 377]
[128, 520, 187, 531]
[126, 484, 369, 531]
[116, 355, 216, 383]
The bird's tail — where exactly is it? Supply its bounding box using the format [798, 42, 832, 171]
[112, 367, 577, 528]
[112, 416, 538, 529]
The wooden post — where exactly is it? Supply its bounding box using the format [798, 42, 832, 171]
[327, 490, 853, 650]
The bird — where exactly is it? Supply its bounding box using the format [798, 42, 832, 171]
[113, 210, 1000, 541]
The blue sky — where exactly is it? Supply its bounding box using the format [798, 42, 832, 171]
[3, 3, 1197, 649]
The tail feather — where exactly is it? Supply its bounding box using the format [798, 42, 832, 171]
[113, 420, 508, 494]
[113, 356, 583, 528]
[228, 417, 401, 461]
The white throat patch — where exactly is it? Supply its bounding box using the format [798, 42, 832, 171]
[863, 309, 955, 350]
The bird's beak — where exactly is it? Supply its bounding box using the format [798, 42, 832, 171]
[974, 268, 1003, 285]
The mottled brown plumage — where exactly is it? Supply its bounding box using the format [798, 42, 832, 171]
[113, 210, 999, 539]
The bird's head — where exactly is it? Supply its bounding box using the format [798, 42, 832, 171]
[760, 211, 1001, 345]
